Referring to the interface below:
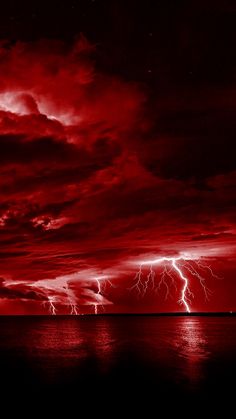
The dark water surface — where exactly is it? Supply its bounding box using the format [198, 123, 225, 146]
[0, 316, 235, 411]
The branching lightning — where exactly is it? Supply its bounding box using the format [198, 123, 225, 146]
[3, 271, 114, 315]
[47, 296, 57, 315]
[2, 254, 219, 314]
[130, 255, 219, 312]
[65, 284, 79, 315]
[93, 276, 107, 315]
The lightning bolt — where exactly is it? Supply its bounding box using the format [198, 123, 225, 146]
[130, 255, 218, 312]
[3, 272, 114, 316]
[93, 277, 103, 315]
[172, 259, 190, 312]
[47, 296, 57, 315]
[70, 304, 79, 315]
[65, 285, 79, 315]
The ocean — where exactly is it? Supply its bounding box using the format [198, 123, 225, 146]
[0, 315, 235, 413]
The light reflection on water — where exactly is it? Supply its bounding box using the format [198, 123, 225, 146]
[0, 316, 236, 395]
[174, 318, 209, 361]
[171, 318, 210, 386]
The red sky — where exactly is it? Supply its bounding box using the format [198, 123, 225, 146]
[0, 38, 235, 314]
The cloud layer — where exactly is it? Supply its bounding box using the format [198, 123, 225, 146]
[0, 38, 235, 313]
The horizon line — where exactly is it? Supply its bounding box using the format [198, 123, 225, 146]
[0, 312, 235, 317]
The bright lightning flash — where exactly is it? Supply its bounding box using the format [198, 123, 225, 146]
[93, 275, 112, 314]
[47, 296, 57, 315]
[130, 255, 218, 312]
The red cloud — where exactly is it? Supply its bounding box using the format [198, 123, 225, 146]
[0, 38, 235, 314]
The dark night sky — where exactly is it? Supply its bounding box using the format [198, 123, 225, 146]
[0, 0, 236, 314]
